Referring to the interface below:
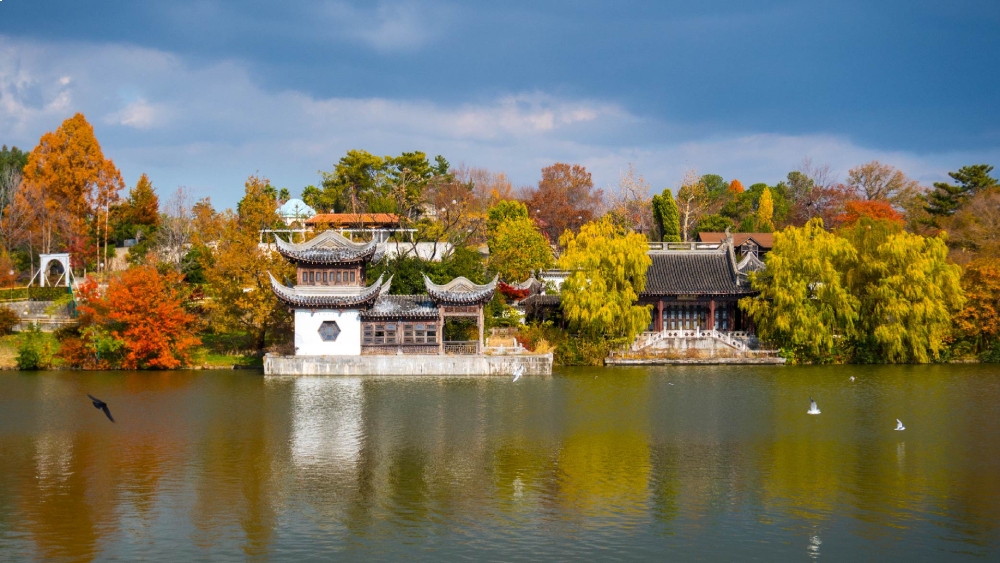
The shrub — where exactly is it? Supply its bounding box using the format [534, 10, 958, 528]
[0, 306, 18, 336]
[16, 324, 52, 370]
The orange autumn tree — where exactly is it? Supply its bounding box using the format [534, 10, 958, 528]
[59, 267, 200, 369]
[729, 179, 745, 194]
[954, 257, 1000, 355]
[22, 113, 123, 267]
[835, 199, 904, 227]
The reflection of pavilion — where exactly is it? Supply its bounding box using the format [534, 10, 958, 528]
[269, 230, 498, 356]
[291, 377, 364, 468]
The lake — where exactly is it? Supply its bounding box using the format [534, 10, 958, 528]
[1, 365, 998, 562]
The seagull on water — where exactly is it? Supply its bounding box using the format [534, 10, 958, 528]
[87, 394, 115, 423]
[808, 397, 821, 415]
[895, 419, 905, 431]
[849, 376, 855, 382]
[512, 364, 524, 382]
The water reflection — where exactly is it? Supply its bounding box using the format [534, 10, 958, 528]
[0, 366, 998, 561]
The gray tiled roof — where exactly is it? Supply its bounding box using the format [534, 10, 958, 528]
[423, 274, 498, 306]
[361, 295, 439, 320]
[643, 251, 752, 296]
[269, 273, 385, 308]
[274, 231, 382, 265]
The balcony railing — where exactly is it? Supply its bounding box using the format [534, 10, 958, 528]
[361, 344, 439, 356]
[444, 341, 479, 355]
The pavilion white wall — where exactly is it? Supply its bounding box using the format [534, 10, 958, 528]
[294, 309, 362, 356]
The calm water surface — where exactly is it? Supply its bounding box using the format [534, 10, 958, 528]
[1, 365, 999, 562]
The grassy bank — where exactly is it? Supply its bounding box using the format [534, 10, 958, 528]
[0, 330, 263, 370]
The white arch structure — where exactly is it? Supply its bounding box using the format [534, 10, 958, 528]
[30, 253, 74, 287]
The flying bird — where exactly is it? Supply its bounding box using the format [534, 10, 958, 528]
[808, 397, 821, 415]
[895, 419, 905, 431]
[87, 394, 115, 423]
[512, 364, 524, 382]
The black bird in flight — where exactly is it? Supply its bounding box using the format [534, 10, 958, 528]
[87, 394, 115, 423]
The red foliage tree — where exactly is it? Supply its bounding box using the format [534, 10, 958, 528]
[835, 199, 904, 228]
[522, 163, 604, 243]
[58, 267, 200, 369]
[105, 266, 200, 369]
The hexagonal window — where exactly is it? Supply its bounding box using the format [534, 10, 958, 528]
[318, 321, 341, 342]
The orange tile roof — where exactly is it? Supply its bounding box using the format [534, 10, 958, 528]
[305, 213, 401, 226]
[697, 232, 774, 248]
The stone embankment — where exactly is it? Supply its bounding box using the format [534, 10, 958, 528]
[264, 353, 553, 376]
[605, 357, 785, 366]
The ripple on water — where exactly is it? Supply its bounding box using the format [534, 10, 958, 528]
[0, 366, 998, 561]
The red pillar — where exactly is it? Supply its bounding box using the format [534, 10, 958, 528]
[709, 299, 715, 331]
[656, 300, 663, 332]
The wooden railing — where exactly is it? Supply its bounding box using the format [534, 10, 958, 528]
[444, 341, 479, 355]
[361, 344, 438, 356]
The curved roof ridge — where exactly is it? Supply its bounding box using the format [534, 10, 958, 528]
[423, 274, 498, 306]
[276, 230, 375, 253]
[269, 272, 385, 308]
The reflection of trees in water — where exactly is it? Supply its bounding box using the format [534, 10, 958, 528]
[2, 366, 1000, 559]
[190, 380, 280, 560]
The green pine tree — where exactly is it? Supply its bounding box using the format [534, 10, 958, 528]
[925, 164, 998, 217]
[652, 189, 681, 242]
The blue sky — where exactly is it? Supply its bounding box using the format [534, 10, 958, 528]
[1, 0, 998, 207]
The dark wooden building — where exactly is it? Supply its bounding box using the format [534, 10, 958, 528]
[640, 242, 756, 333]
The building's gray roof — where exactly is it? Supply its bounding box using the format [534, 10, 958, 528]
[423, 274, 498, 306]
[361, 295, 440, 320]
[520, 294, 561, 307]
[275, 230, 382, 266]
[643, 248, 752, 296]
[269, 272, 385, 308]
[737, 253, 766, 275]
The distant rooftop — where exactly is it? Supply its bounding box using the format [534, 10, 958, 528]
[698, 232, 774, 248]
[306, 213, 401, 227]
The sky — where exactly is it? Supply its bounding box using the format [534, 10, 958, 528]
[1, 0, 998, 207]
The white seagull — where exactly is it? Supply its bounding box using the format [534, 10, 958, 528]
[849, 376, 855, 382]
[895, 419, 905, 431]
[808, 397, 821, 415]
[512, 364, 524, 382]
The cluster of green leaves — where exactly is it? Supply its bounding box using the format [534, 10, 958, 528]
[367, 246, 486, 295]
[925, 165, 998, 218]
[651, 189, 680, 242]
[16, 324, 52, 370]
[0, 144, 28, 176]
[742, 218, 964, 363]
[713, 182, 789, 233]
[302, 150, 449, 217]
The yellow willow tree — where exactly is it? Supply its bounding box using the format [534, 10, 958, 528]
[558, 216, 651, 348]
[740, 218, 859, 363]
[204, 175, 294, 352]
[22, 113, 123, 267]
[842, 219, 964, 363]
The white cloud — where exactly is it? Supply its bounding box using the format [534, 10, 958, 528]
[0, 35, 997, 206]
[105, 98, 165, 129]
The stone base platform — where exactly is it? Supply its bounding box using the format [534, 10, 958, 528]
[605, 357, 786, 366]
[264, 353, 553, 376]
